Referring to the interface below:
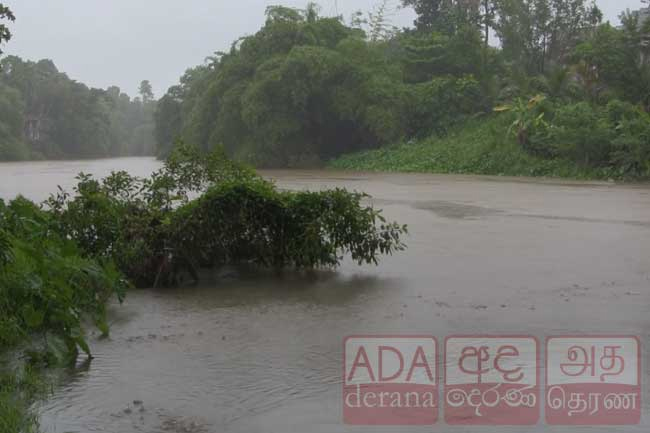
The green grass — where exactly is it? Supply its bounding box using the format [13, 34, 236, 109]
[0, 367, 43, 433]
[329, 116, 613, 180]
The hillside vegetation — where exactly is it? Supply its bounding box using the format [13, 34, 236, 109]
[156, 1, 650, 179]
[330, 116, 611, 179]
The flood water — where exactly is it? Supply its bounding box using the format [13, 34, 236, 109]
[1, 157, 649, 433]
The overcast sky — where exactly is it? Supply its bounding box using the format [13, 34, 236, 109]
[1, 0, 644, 97]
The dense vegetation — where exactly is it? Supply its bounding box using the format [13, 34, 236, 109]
[156, 1, 650, 179]
[0, 143, 407, 432]
[0, 7, 154, 161]
[46, 143, 407, 288]
[0, 196, 129, 432]
[0, 55, 157, 160]
[154, 3, 483, 165]
[331, 115, 609, 178]
[0, 5, 410, 430]
[0, 1, 156, 161]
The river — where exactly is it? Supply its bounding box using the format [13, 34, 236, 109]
[1, 157, 649, 433]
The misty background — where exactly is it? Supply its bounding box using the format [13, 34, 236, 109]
[2, 0, 642, 97]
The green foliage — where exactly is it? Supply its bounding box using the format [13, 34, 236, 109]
[401, 0, 480, 34]
[494, 0, 602, 75]
[0, 3, 14, 56]
[397, 28, 484, 83]
[494, 94, 550, 154]
[493, 99, 650, 177]
[0, 228, 11, 268]
[170, 180, 406, 270]
[1, 141, 408, 428]
[48, 142, 406, 287]
[526, 100, 650, 177]
[542, 102, 614, 166]
[330, 115, 615, 179]
[0, 368, 41, 433]
[0, 80, 26, 160]
[148, 2, 650, 178]
[139, 80, 154, 103]
[155, 5, 485, 166]
[572, 19, 650, 108]
[0, 56, 157, 160]
[0, 198, 128, 360]
[406, 75, 483, 136]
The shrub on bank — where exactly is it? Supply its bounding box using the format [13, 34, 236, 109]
[0, 197, 128, 360]
[330, 116, 609, 178]
[0, 198, 129, 433]
[528, 100, 650, 178]
[331, 104, 650, 181]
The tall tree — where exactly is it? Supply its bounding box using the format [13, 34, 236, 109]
[494, 0, 601, 74]
[402, 0, 452, 33]
[479, 0, 496, 69]
[139, 80, 154, 103]
[0, 3, 15, 55]
[402, 0, 484, 34]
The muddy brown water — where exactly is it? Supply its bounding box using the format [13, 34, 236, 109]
[1, 157, 649, 433]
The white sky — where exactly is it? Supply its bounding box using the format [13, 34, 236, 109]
[1, 1, 644, 97]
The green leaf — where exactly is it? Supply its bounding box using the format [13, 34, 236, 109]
[21, 305, 45, 329]
[74, 336, 92, 358]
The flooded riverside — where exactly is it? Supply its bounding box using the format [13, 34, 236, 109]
[1, 158, 649, 433]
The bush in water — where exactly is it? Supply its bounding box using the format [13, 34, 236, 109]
[46, 142, 407, 287]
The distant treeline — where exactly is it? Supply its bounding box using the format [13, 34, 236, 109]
[155, 1, 650, 177]
[0, 56, 156, 161]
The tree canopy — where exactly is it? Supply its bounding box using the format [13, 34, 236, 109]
[0, 56, 157, 160]
[154, 1, 650, 177]
[0, 3, 14, 56]
[154, 5, 482, 166]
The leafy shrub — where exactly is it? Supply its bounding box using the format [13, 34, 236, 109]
[495, 95, 554, 156]
[47, 142, 407, 287]
[330, 115, 615, 179]
[170, 179, 406, 270]
[405, 76, 484, 137]
[521, 99, 650, 177]
[545, 102, 615, 166]
[0, 368, 40, 433]
[0, 228, 11, 268]
[0, 198, 128, 362]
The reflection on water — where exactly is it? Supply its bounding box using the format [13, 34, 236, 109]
[1, 159, 649, 432]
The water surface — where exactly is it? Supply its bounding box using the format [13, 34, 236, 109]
[1, 158, 649, 432]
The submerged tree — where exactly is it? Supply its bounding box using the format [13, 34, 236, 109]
[47, 143, 408, 287]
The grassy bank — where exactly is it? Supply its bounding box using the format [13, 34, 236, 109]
[329, 116, 615, 180]
[0, 368, 42, 433]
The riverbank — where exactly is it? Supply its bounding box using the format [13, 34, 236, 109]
[329, 117, 633, 181]
[37, 168, 650, 433]
[0, 150, 408, 433]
